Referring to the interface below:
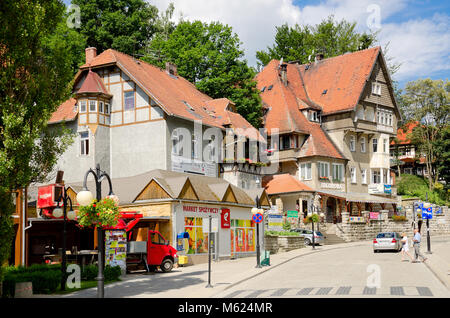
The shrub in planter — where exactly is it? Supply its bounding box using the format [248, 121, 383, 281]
[2, 269, 61, 297]
[303, 214, 319, 224]
[104, 265, 121, 281]
[82, 265, 98, 281]
[392, 215, 407, 222]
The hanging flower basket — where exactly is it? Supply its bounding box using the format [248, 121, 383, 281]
[77, 197, 120, 228]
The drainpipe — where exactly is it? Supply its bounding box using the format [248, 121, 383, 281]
[21, 188, 27, 266]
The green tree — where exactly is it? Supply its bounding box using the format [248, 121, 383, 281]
[72, 0, 159, 56]
[256, 16, 377, 68]
[402, 79, 450, 190]
[145, 20, 262, 127]
[433, 125, 450, 197]
[0, 0, 75, 274]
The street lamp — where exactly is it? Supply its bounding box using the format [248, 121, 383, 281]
[252, 196, 263, 269]
[55, 186, 75, 291]
[76, 164, 115, 298]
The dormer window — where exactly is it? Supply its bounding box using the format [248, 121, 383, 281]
[308, 110, 319, 122]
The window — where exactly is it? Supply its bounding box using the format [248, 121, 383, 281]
[281, 135, 290, 150]
[372, 82, 381, 95]
[231, 219, 255, 254]
[372, 170, 381, 184]
[383, 139, 388, 153]
[79, 100, 87, 113]
[383, 169, 388, 184]
[105, 103, 110, 115]
[350, 167, 356, 184]
[184, 217, 210, 254]
[377, 109, 393, 126]
[372, 138, 378, 153]
[80, 131, 89, 155]
[361, 169, 367, 184]
[349, 135, 355, 152]
[150, 233, 165, 245]
[300, 163, 312, 180]
[124, 91, 135, 111]
[332, 164, 344, 182]
[361, 137, 366, 153]
[99, 101, 104, 114]
[172, 130, 182, 155]
[318, 162, 330, 179]
[89, 100, 97, 112]
[191, 134, 198, 159]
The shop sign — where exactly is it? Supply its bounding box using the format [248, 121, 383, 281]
[369, 212, 380, 220]
[320, 183, 344, 190]
[368, 184, 383, 194]
[435, 206, 442, 215]
[349, 216, 365, 223]
[384, 185, 392, 194]
[183, 205, 220, 214]
[171, 155, 217, 177]
[287, 210, 298, 218]
[267, 214, 283, 231]
[221, 208, 231, 228]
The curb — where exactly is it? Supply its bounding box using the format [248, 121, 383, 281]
[214, 242, 367, 295]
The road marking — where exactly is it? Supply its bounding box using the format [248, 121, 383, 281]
[246, 290, 267, 298]
[390, 286, 405, 296]
[416, 287, 433, 297]
[315, 287, 333, 295]
[336, 286, 351, 295]
[225, 290, 244, 298]
[297, 287, 314, 295]
[271, 288, 290, 296]
[363, 287, 377, 295]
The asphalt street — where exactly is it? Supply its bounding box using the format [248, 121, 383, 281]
[213, 241, 450, 298]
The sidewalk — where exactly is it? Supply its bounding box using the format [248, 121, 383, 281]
[55, 240, 367, 298]
[422, 236, 450, 290]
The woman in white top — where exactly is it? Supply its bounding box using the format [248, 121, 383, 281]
[400, 232, 414, 262]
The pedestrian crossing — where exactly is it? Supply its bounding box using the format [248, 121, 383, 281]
[223, 286, 434, 298]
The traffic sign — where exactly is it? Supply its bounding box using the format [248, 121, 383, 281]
[253, 213, 263, 223]
[422, 205, 433, 220]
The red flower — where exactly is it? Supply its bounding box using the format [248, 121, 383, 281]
[93, 204, 96, 207]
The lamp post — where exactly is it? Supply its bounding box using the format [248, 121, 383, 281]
[76, 164, 115, 298]
[251, 196, 263, 269]
[54, 186, 76, 291]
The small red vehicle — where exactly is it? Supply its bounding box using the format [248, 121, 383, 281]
[126, 230, 178, 273]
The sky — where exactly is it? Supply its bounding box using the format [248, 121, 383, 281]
[149, 0, 450, 88]
[64, 0, 450, 88]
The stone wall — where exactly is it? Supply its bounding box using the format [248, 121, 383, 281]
[264, 235, 305, 254]
[336, 205, 450, 242]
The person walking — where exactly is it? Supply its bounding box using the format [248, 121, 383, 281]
[412, 229, 427, 263]
[400, 232, 414, 262]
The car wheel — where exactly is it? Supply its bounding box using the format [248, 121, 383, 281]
[304, 238, 311, 246]
[161, 259, 174, 273]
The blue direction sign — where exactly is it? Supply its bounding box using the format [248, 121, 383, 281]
[422, 205, 433, 220]
[253, 213, 263, 223]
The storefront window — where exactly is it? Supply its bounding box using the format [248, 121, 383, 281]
[230, 219, 255, 253]
[184, 217, 208, 254]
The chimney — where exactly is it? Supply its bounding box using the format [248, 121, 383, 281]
[85, 47, 97, 65]
[166, 62, 177, 76]
[315, 52, 324, 63]
[279, 63, 288, 86]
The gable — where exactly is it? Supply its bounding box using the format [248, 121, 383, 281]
[178, 179, 199, 200]
[222, 186, 238, 203]
[135, 179, 172, 201]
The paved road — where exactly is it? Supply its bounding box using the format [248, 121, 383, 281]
[213, 241, 450, 298]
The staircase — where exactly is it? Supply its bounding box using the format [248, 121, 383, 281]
[324, 223, 347, 245]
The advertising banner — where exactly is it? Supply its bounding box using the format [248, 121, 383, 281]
[267, 214, 283, 231]
[105, 230, 127, 273]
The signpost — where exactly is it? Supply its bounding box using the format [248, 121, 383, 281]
[205, 215, 217, 288]
[422, 203, 433, 254]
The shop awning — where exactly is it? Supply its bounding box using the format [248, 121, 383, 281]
[317, 190, 398, 204]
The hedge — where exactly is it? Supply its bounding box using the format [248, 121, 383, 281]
[2, 264, 121, 298]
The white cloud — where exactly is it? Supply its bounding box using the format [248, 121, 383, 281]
[150, 0, 449, 82]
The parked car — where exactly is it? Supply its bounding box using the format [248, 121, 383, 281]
[373, 232, 402, 252]
[290, 229, 325, 246]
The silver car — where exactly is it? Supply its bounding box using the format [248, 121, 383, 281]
[291, 229, 325, 246]
[373, 232, 402, 252]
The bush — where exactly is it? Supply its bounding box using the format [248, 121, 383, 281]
[2, 269, 61, 297]
[282, 221, 291, 231]
[265, 230, 300, 237]
[81, 265, 121, 282]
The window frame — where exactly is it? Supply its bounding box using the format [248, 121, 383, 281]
[99, 101, 104, 114]
[300, 162, 312, 181]
[372, 138, 378, 153]
[361, 169, 367, 184]
[124, 90, 135, 111]
[318, 161, 330, 179]
[89, 99, 97, 112]
[361, 137, 366, 153]
[372, 82, 381, 95]
[332, 163, 344, 182]
[105, 103, 110, 115]
[349, 135, 356, 152]
[350, 167, 357, 184]
[80, 131, 89, 156]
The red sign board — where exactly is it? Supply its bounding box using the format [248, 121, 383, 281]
[37, 184, 62, 209]
[221, 208, 230, 228]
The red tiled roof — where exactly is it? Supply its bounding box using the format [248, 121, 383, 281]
[263, 174, 313, 195]
[76, 69, 110, 95]
[255, 60, 345, 160]
[48, 98, 77, 124]
[51, 49, 261, 140]
[297, 47, 381, 114]
[392, 121, 418, 145]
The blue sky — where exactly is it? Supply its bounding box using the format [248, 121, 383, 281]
[65, 0, 450, 88]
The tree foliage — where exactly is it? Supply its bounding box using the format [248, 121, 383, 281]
[0, 0, 76, 271]
[256, 16, 377, 68]
[402, 79, 450, 190]
[72, 0, 159, 56]
[145, 20, 262, 127]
